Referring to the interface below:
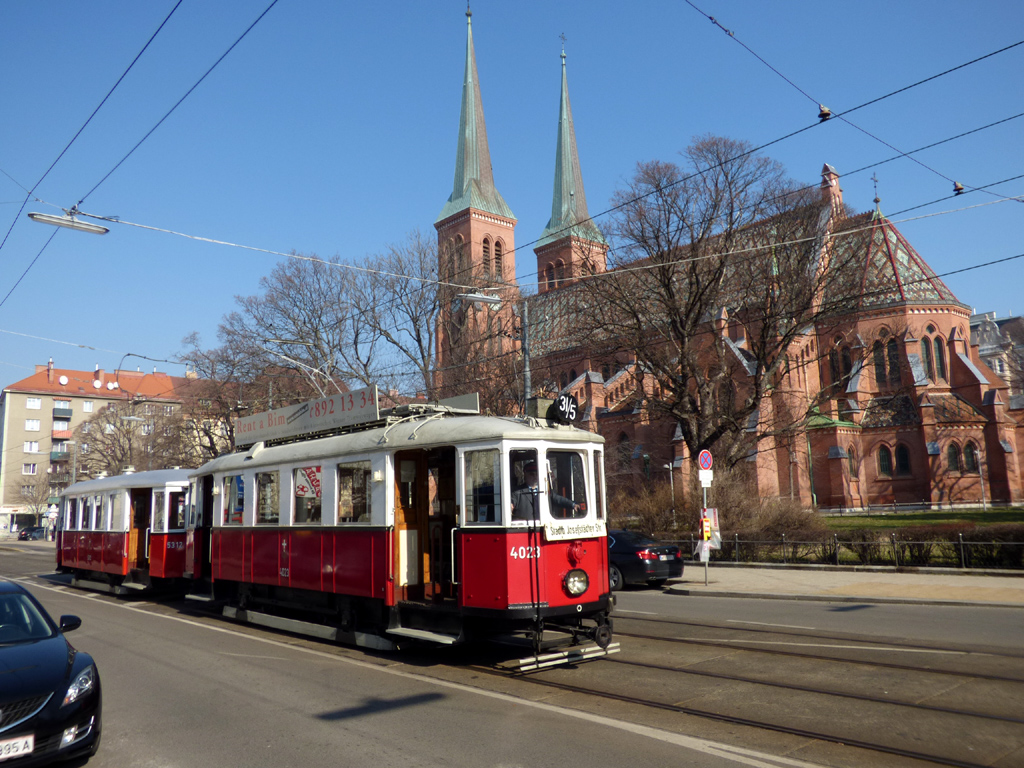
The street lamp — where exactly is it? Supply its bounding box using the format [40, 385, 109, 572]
[663, 462, 676, 530]
[27, 210, 109, 235]
[455, 292, 531, 404]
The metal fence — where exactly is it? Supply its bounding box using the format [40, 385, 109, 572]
[678, 533, 1024, 570]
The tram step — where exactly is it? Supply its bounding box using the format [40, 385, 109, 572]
[385, 627, 461, 645]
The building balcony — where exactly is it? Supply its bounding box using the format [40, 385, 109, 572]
[51, 450, 71, 461]
[52, 429, 72, 439]
[51, 474, 71, 485]
[53, 407, 73, 420]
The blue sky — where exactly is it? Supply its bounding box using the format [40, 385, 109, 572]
[2, 1, 1021, 385]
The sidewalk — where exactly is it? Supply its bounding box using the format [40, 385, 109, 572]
[668, 562, 1024, 608]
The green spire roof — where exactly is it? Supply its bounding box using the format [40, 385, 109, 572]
[436, 11, 515, 224]
[537, 52, 605, 247]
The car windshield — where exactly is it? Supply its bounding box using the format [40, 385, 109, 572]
[0, 593, 55, 644]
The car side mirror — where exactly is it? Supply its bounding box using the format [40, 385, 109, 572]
[59, 615, 82, 633]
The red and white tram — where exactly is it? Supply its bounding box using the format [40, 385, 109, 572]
[57, 469, 191, 593]
[186, 389, 614, 656]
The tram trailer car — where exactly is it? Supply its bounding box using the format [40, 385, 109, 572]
[186, 407, 613, 652]
[57, 469, 192, 593]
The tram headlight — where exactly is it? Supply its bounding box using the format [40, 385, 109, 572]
[564, 568, 589, 597]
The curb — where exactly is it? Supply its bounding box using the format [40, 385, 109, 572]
[664, 586, 1024, 609]
[681, 560, 1024, 578]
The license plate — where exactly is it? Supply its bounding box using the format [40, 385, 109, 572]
[0, 735, 33, 762]
[660, 555, 669, 561]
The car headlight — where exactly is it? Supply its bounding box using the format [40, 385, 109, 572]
[564, 568, 589, 597]
[63, 665, 96, 706]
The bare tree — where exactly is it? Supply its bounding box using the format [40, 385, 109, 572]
[575, 136, 863, 468]
[18, 472, 52, 528]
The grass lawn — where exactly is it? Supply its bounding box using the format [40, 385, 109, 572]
[824, 507, 1024, 531]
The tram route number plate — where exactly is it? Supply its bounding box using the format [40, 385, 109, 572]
[0, 735, 34, 761]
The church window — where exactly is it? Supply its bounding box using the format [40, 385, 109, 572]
[482, 238, 491, 279]
[848, 446, 858, 477]
[947, 443, 962, 472]
[933, 338, 946, 380]
[895, 444, 911, 476]
[570, 368, 577, 382]
[873, 342, 886, 385]
[555, 259, 566, 286]
[455, 236, 467, 276]
[921, 340, 934, 381]
[963, 442, 979, 473]
[545, 264, 555, 291]
[560, 372, 568, 390]
[841, 347, 853, 377]
[494, 241, 503, 281]
[829, 349, 841, 387]
[878, 445, 893, 476]
[602, 364, 610, 380]
[887, 339, 901, 385]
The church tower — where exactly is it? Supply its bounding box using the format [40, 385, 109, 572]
[435, 9, 519, 399]
[534, 50, 607, 293]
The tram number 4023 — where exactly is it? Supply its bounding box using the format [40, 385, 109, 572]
[510, 545, 540, 560]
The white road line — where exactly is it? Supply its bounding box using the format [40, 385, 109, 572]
[727, 620, 816, 630]
[693, 638, 970, 655]
[21, 577, 829, 768]
[616, 609, 661, 615]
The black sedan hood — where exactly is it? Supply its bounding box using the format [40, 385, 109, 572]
[0, 635, 73, 701]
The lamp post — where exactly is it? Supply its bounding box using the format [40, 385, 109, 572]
[663, 462, 676, 529]
[456, 293, 531, 405]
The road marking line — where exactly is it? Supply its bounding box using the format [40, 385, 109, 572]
[727, 620, 816, 630]
[694, 638, 969, 655]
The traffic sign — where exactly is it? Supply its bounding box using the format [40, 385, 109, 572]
[698, 450, 713, 470]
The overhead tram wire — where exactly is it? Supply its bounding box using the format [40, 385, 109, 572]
[0, 1, 184, 259]
[682, 0, 1024, 204]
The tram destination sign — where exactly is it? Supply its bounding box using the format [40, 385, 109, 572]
[234, 386, 380, 447]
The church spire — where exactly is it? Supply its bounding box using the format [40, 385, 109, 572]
[436, 8, 514, 224]
[537, 50, 605, 247]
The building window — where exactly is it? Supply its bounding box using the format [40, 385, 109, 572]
[921, 340, 934, 381]
[848, 446, 858, 477]
[81, 443, 90, 454]
[841, 347, 853, 377]
[933, 338, 946, 380]
[22, 463, 37, 475]
[482, 238, 491, 278]
[947, 443, 962, 472]
[164, 405, 174, 415]
[895, 444, 911, 476]
[54, 399, 70, 409]
[873, 342, 886, 384]
[82, 423, 90, 434]
[25, 419, 40, 432]
[23, 441, 39, 453]
[878, 446, 893, 477]
[26, 397, 41, 410]
[494, 241, 503, 280]
[887, 339, 901, 385]
[963, 442, 979, 473]
[545, 264, 555, 291]
[53, 420, 70, 431]
[83, 401, 94, 413]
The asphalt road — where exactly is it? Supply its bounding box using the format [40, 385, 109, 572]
[2, 545, 830, 768]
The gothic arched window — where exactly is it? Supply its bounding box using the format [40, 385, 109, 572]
[895, 444, 911, 476]
[878, 445, 893, 476]
[555, 259, 566, 286]
[841, 347, 854, 377]
[887, 339, 901, 385]
[947, 443, 962, 472]
[545, 264, 555, 291]
[934, 337, 947, 380]
[494, 241, 503, 281]
[482, 238, 491, 279]
[873, 342, 886, 385]
[848, 446, 858, 477]
[921, 339, 935, 381]
[963, 442, 979, 473]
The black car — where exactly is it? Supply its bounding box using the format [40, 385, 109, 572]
[0, 580, 101, 765]
[16, 528, 45, 541]
[608, 530, 683, 590]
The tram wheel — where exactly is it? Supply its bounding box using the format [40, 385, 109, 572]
[593, 623, 613, 649]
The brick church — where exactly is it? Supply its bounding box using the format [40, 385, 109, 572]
[434, 11, 1023, 510]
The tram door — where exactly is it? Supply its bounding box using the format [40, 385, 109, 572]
[394, 447, 457, 602]
[128, 489, 151, 569]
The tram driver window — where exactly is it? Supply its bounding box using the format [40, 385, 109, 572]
[256, 471, 280, 525]
[153, 491, 166, 532]
[294, 466, 323, 524]
[111, 492, 124, 532]
[170, 491, 186, 529]
[223, 475, 244, 525]
[510, 449, 540, 523]
[464, 449, 500, 524]
[337, 462, 371, 523]
[546, 451, 587, 520]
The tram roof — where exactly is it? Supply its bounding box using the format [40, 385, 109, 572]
[62, 468, 192, 496]
[196, 414, 604, 475]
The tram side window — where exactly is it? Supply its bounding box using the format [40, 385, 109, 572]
[546, 451, 587, 520]
[153, 491, 166, 532]
[464, 449, 501, 524]
[294, 466, 323, 524]
[224, 476, 244, 525]
[110, 492, 125, 532]
[170, 491, 186, 529]
[337, 462, 371, 523]
[65, 498, 78, 530]
[256, 471, 280, 525]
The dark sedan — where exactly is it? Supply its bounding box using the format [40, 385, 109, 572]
[608, 530, 683, 590]
[16, 528, 45, 542]
[0, 580, 101, 765]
